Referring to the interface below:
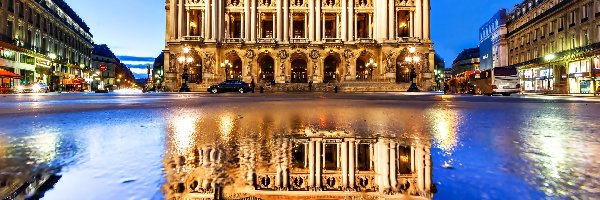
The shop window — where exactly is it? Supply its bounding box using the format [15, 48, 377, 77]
[397, 146, 411, 174]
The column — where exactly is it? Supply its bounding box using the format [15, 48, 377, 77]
[211, 0, 217, 40]
[348, 140, 355, 189]
[309, 0, 315, 41]
[244, 0, 250, 41]
[205, 1, 211, 40]
[178, 0, 184, 39]
[415, 0, 423, 38]
[336, 13, 340, 38]
[342, 0, 347, 41]
[290, 12, 294, 39]
[316, 1, 321, 40]
[389, 142, 397, 189]
[309, 141, 315, 188]
[258, 12, 263, 38]
[241, 13, 245, 39]
[409, 11, 414, 37]
[186, 9, 190, 37]
[225, 13, 230, 39]
[416, 146, 424, 192]
[424, 148, 431, 192]
[388, 0, 395, 40]
[377, 139, 390, 192]
[349, 0, 354, 41]
[423, 0, 430, 39]
[341, 141, 348, 189]
[277, 0, 283, 41]
[284, 0, 289, 41]
[315, 140, 322, 189]
[273, 13, 277, 38]
[368, 13, 373, 38]
[200, 11, 204, 38]
[305, 13, 309, 38]
[251, 0, 257, 42]
[219, 0, 224, 41]
[322, 13, 326, 39]
[168, 0, 176, 39]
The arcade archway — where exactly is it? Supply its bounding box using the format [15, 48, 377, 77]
[258, 55, 275, 83]
[323, 55, 341, 83]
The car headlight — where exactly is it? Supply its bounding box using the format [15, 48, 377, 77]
[32, 85, 41, 91]
[17, 86, 24, 90]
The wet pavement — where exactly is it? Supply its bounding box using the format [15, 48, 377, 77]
[0, 93, 599, 199]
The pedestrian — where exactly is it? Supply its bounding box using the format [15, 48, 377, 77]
[444, 82, 449, 94]
[250, 79, 256, 93]
[308, 80, 313, 92]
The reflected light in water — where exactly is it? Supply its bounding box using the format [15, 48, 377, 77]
[428, 107, 460, 154]
[170, 111, 199, 154]
[29, 129, 60, 163]
[219, 113, 235, 140]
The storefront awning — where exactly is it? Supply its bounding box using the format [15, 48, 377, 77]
[0, 68, 22, 79]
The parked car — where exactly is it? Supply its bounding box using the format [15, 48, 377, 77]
[207, 80, 252, 94]
[17, 83, 49, 93]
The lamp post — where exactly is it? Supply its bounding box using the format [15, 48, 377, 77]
[365, 58, 378, 81]
[178, 47, 193, 92]
[405, 47, 421, 92]
[220, 59, 231, 81]
[48, 53, 57, 92]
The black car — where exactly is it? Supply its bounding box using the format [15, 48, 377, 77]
[207, 80, 252, 94]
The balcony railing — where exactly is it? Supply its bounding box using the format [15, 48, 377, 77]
[224, 38, 244, 43]
[289, 38, 309, 44]
[182, 36, 204, 42]
[396, 37, 421, 43]
[257, 38, 276, 43]
[323, 38, 342, 43]
[357, 38, 375, 44]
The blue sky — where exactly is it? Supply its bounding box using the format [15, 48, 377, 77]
[65, 0, 521, 75]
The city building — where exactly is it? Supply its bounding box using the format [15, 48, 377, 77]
[91, 44, 136, 91]
[0, 0, 93, 92]
[506, 0, 600, 94]
[433, 53, 444, 90]
[451, 47, 480, 76]
[152, 52, 164, 90]
[164, 0, 434, 92]
[479, 9, 508, 71]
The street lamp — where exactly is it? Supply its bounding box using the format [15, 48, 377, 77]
[220, 59, 231, 80]
[178, 47, 193, 92]
[365, 58, 378, 81]
[48, 53, 57, 92]
[405, 47, 421, 92]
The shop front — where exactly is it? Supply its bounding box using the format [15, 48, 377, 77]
[520, 67, 554, 92]
[568, 60, 593, 94]
[0, 67, 22, 93]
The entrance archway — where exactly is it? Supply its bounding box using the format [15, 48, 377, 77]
[356, 59, 367, 80]
[225, 52, 243, 80]
[189, 55, 202, 84]
[396, 54, 410, 83]
[258, 55, 275, 83]
[323, 55, 340, 83]
[291, 59, 308, 83]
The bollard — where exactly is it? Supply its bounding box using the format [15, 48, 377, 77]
[260, 86, 264, 93]
[334, 86, 338, 93]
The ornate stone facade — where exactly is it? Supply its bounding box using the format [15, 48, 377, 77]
[165, 0, 434, 91]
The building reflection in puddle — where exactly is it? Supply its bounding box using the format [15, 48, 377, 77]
[427, 106, 461, 167]
[164, 105, 435, 199]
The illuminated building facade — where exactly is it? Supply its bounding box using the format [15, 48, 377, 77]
[164, 0, 434, 92]
[0, 0, 93, 92]
[507, 0, 600, 94]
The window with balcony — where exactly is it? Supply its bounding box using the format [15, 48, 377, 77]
[396, 10, 410, 38]
[291, 143, 306, 170]
[227, 13, 242, 38]
[17, 1, 23, 18]
[397, 146, 411, 174]
[568, 10, 576, 26]
[356, 143, 371, 171]
[582, 30, 590, 45]
[8, 0, 13, 12]
[291, 13, 306, 39]
[260, 14, 274, 39]
[324, 144, 338, 170]
[582, 4, 589, 21]
[355, 13, 369, 38]
[6, 20, 13, 39]
[323, 13, 338, 39]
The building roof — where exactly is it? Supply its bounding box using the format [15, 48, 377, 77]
[452, 48, 480, 64]
[92, 44, 116, 59]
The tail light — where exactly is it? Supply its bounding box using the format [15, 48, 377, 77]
[492, 85, 498, 89]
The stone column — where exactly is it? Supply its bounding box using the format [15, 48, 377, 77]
[342, 0, 347, 41]
[225, 13, 230, 39]
[315, 139, 322, 189]
[251, 0, 257, 42]
[415, 0, 423, 39]
[354, 15, 358, 39]
[322, 13, 326, 39]
[178, 0, 184, 39]
[424, 148, 431, 192]
[410, 11, 414, 37]
[316, 1, 321, 41]
[416, 146, 425, 192]
[377, 139, 390, 192]
[244, 0, 250, 41]
[389, 141, 397, 189]
[241, 13, 245, 38]
[277, 0, 283, 41]
[388, 0, 395, 40]
[348, 0, 354, 41]
[258, 12, 263, 38]
[273, 13, 277, 38]
[423, 0, 430, 40]
[309, 0, 315, 41]
[211, 0, 217, 40]
[284, 0, 289, 41]
[290, 12, 294, 38]
[309, 141, 315, 189]
[186, 9, 190, 37]
[348, 139, 355, 189]
[336, 13, 340, 38]
[205, 0, 211, 40]
[305, 13, 309, 38]
[341, 141, 348, 189]
[369, 13, 373, 38]
[219, 0, 224, 41]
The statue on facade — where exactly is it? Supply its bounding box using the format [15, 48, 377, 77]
[169, 53, 177, 72]
[277, 50, 288, 77]
[245, 50, 255, 76]
[203, 52, 215, 73]
[384, 51, 396, 73]
[310, 50, 320, 76]
[342, 49, 354, 76]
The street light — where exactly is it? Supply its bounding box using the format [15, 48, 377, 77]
[178, 47, 193, 92]
[220, 59, 231, 80]
[365, 58, 378, 81]
[405, 47, 421, 92]
[48, 53, 57, 92]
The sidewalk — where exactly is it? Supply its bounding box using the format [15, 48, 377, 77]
[517, 92, 600, 98]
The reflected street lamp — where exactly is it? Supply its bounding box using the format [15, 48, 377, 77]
[178, 47, 193, 92]
[365, 58, 378, 81]
[405, 47, 421, 92]
[220, 59, 231, 81]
